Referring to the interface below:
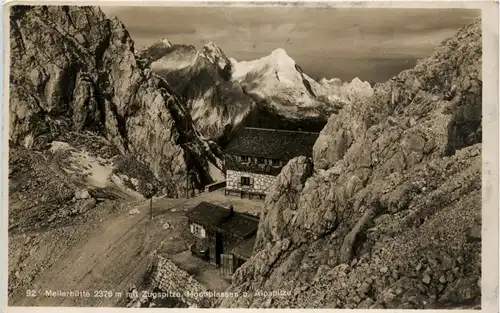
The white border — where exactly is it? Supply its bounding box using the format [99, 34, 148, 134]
[1, 1, 499, 313]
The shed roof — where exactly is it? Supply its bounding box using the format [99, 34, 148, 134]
[185, 202, 259, 238]
[223, 127, 319, 160]
[217, 212, 259, 238]
[185, 202, 230, 226]
[231, 234, 257, 261]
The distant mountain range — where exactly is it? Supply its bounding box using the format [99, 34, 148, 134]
[136, 39, 373, 142]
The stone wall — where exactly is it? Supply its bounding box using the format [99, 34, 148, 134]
[150, 256, 214, 308]
[226, 170, 276, 195]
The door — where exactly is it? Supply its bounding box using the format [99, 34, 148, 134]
[220, 253, 234, 277]
[215, 232, 223, 265]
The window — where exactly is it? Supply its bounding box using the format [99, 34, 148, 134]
[190, 223, 206, 238]
[257, 158, 266, 165]
[241, 176, 253, 186]
[240, 155, 250, 163]
[272, 159, 282, 166]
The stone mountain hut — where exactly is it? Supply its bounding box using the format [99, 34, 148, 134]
[223, 127, 319, 198]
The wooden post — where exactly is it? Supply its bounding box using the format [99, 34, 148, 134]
[149, 197, 153, 221]
[186, 170, 189, 199]
[184, 141, 189, 199]
[185, 116, 189, 200]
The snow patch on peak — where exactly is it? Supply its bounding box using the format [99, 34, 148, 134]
[349, 77, 372, 89]
[160, 38, 172, 48]
[344, 77, 374, 100]
[270, 48, 289, 58]
[350, 77, 364, 84]
[320, 77, 343, 87]
[230, 47, 334, 109]
[232, 48, 297, 81]
[269, 48, 295, 66]
[317, 76, 374, 104]
[229, 57, 238, 67]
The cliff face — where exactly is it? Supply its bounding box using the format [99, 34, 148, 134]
[138, 41, 256, 142]
[9, 6, 223, 196]
[221, 19, 481, 309]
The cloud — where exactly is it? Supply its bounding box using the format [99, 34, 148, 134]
[195, 28, 230, 43]
[130, 24, 196, 38]
[100, 6, 480, 82]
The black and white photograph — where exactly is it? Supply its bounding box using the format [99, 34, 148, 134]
[2, 1, 498, 310]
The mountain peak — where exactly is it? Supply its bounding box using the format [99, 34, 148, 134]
[349, 77, 372, 88]
[271, 48, 288, 57]
[202, 41, 220, 50]
[269, 48, 294, 64]
[197, 41, 230, 69]
[320, 77, 343, 87]
[199, 41, 225, 57]
[160, 37, 172, 48]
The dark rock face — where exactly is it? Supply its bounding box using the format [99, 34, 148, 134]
[221, 19, 481, 309]
[9, 5, 223, 196]
[137, 41, 257, 142]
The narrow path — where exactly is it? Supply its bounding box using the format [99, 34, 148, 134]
[10, 191, 263, 307]
[11, 197, 187, 306]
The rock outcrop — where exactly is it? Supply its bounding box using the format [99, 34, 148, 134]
[221, 19, 481, 309]
[9, 5, 223, 197]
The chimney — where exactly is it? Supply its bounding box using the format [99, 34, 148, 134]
[228, 205, 234, 216]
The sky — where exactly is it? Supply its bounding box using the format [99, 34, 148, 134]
[100, 6, 480, 83]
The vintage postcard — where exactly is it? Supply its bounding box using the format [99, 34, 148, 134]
[1, 0, 498, 312]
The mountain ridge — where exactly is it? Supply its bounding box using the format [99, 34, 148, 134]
[136, 39, 373, 141]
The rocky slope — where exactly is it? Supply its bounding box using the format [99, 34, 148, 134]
[9, 5, 223, 198]
[137, 41, 372, 142]
[221, 19, 481, 309]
